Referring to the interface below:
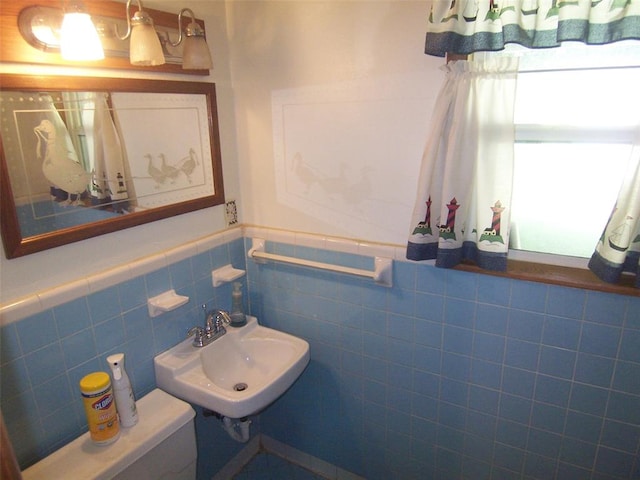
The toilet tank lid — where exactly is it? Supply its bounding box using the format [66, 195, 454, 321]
[22, 389, 195, 480]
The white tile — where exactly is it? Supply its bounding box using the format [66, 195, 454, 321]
[358, 242, 395, 258]
[242, 226, 265, 239]
[88, 264, 132, 293]
[393, 245, 409, 261]
[296, 232, 326, 249]
[326, 236, 359, 254]
[165, 242, 198, 266]
[127, 253, 167, 277]
[267, 230, 295, 245]
[261, 434, 347, 479]
[38, 278, 90, 310]
[212, 436, 259, 480]
[222, 226, 243, 243]
[308, 455, 338, 479]
[0, 295, 42, 326]
[196, 233, 225, 253]
[337, 467, 366, 480]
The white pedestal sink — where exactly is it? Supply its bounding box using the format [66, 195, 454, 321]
[154, 316, 309, 418]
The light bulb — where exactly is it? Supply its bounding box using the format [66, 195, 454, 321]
[60, 11, 104, 61]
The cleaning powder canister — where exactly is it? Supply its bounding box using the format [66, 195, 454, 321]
[106, 353, 139, 427]
[80, 372, 120, 445]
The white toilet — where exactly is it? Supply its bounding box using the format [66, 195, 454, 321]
[22, 389, 197, 480]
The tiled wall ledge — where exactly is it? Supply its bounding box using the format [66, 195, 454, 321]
[0, 228, 244, 327]
[243, 226, 406, 260]
[0, 226, 407, 326]
[3, 224, 634, 325]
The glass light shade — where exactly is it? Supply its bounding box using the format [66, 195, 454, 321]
[129, 23, 165, 66]
[60, 12, 105, 61]
[182, 33, 212, 70]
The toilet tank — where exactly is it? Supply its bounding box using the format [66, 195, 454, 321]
[22, 389, 196, 480]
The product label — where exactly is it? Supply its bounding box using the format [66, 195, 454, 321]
[82, 389, 119, 444]
[91, 394, 114, 410]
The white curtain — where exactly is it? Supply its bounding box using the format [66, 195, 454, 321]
[589, 131, 640, 287]
[407, 56, 518, 271]
[92, 94, 129, 203]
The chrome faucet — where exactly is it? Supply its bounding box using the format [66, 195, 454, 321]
[187, 305, 231, 347]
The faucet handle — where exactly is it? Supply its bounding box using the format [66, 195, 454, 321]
[215, 310, 231, 327]
[187, 326, 205, 347]
[202, 304, 217, 335]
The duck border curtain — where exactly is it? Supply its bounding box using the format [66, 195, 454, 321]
[425, 0, 640, 58]
[406, 57, 518, 271]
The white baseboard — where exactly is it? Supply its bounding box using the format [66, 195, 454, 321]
[212, 434, 364, 480]
[260, 435, 364, 480]
[211, 435, 260, 480]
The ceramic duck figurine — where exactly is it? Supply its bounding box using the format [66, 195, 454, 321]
[34, 119, 89, 204]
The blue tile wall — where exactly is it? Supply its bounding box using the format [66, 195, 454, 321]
[251, 240, 640, 480]
[0, 238, 251, 478]
[3, 236, 640, 480]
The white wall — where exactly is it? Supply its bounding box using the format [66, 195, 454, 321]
[0, 1, 240, 304]
[0, 0, 445, 305]
[227, 0, 444, 244]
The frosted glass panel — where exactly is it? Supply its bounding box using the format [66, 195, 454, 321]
[515, 68, 640, 128]
[511, 143, 632, 258]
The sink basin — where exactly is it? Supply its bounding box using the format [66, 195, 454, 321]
[154, 316, 309, 418]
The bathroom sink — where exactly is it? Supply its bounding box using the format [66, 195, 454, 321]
[154, 316, 309, 418]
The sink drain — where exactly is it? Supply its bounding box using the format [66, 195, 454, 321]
[234, 383, 248, 392]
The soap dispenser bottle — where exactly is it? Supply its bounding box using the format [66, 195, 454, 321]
[106, 353, 138, 427]
[230, 282, 247, 327]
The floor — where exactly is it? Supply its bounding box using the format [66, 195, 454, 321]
[233, 452, 328, 480]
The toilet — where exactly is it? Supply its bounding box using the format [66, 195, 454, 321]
[22, 389, 197, 480]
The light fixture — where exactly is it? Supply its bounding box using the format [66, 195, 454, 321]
[59, 2, 104, 61]
[169, 8, 213, 70]
[15, 1, 211, 71]
[116, 0, 165, 66]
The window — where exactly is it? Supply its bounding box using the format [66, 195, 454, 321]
[488, 42, 640, 262]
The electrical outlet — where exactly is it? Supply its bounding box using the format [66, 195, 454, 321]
[225, 200, 238, 226]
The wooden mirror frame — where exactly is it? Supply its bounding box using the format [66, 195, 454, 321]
[0, 74, 225, 258]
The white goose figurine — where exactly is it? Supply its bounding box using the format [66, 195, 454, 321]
[34, 119, 89, 204]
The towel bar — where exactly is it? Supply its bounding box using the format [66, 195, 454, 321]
[248, 238, 392, 287]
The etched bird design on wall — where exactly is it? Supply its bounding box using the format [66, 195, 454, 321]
[159, 154, 181, 183]
[144, 149, 200, 187]
[179, 148, 198, 182]
[146, 154, 166, 187]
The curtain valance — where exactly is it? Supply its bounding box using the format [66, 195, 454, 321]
[425, 0, 640, 57]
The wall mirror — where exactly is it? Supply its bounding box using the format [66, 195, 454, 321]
[0, 74, 225, 258]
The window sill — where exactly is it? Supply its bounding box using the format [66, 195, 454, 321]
[454, 260, 639, 297]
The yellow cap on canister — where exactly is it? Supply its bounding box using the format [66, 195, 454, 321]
[80, 372, 111, 393]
